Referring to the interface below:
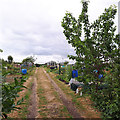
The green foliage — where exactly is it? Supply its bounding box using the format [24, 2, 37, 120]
[2, 77, 27, 118]
[46, 68, 57, 73]
[54, 69, 59, 74]
[60, 67, 65, 74]
[1, 59, 7, 67]
[56, 65, 73, 83]
[62, 1, 120, 119]
[22, 56, 35, 66]
[56, 74, 65, 81]
[64, 65, 73, 82]
[0, 49, 3, 52]
[64, 61, 69, 66]
[8, 55, 13, 64]
[2, 68, 21, 77]
[1, 58, 35, 118]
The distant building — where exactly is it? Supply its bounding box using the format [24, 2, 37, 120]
[47, 61, 57, 67]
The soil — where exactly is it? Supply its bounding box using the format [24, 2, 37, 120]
[5, 74, 22, 83]
[27, 69, 38, 118]
[36, 67, 70, 118]
[48, 71, 101, 118]
[8, 67, 101, 119]
[8, 76, 33, 118]
[43, 69, 83, 118]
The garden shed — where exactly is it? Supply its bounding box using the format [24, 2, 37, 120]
[47, 61, 57, 67]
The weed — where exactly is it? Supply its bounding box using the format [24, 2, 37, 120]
[17, 79, 33, 118]
[47, 70, 101, 118]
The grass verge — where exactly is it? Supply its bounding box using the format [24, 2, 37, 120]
[7, 68, 35, 118]
[45, 67, 102, 118]
[36, 67, 72, 118]
[17, 81, 33, 118]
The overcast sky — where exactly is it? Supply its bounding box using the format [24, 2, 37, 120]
[0, 0, 119, 64]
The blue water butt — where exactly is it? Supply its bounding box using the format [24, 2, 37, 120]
[72, 70, 78, 78]
[98, 74, 103, 79]
[22, 69, 27, 74]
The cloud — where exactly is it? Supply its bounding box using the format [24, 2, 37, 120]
[0, 0, 119, 63]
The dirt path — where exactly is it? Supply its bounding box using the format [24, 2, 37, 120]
[8, 68, 39, 118]
[27, 69, 38, 118]
[43, 68, 83, 118]
[8, 67, 100, 119]
[8, 76, 33, 118]
[36, 67, 71, 118]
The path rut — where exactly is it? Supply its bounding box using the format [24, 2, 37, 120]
[27, 69, 38, 118]
[43, 68, 84, 119]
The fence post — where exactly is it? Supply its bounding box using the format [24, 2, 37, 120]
[59, 63, 61, 75]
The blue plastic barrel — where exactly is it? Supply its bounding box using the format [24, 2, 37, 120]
[98, 74, 103, 79]
[22, 69, 27, 74]
[72, 70, 78, 78]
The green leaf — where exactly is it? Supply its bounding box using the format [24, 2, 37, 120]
[14, 78, 18, 85]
